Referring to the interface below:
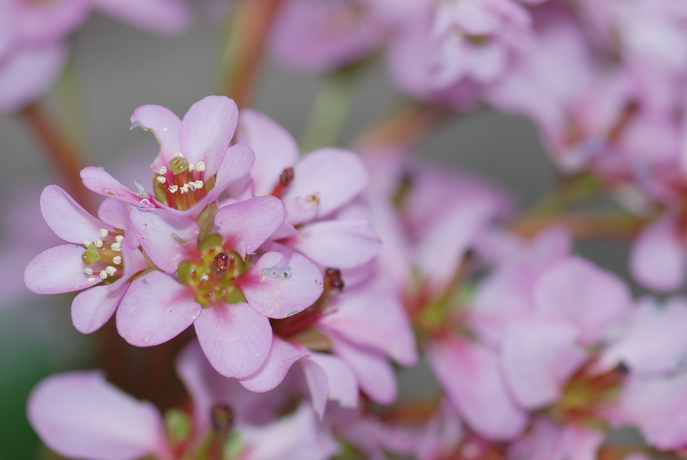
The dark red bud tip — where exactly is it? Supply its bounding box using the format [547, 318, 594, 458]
[210, 404, 234, 433]
[280, 167, 295, 186]
[324, 267, 344, 292]
[212, 253, 229, 277]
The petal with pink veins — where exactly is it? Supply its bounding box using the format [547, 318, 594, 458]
[129, 104, 181, 172]
[179, 96, 239, 177]
[500, 317, 587, 409]
[237, 109, 299, 196]
[285, 220, 381, 269]
[239, 337, 307, 392]
[236, 251, 324, 318]
[27, 371, 171, 460]
[428, 338, 527, 441]
[534, 257, 631, 345]
[630, 216, 686, 292]
[194, 302, 272, 378]
[40, 185, 108, 244]
[129, 208, 199, 273]
[71, 283, 129, 334]
[284, 148, 369, 217]
[80, 167, 143, 206]
[25, 244, 99, 294]
[215, 196, 285, 258]
[116, 271, 200, 347]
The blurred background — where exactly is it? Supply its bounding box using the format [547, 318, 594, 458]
[0, 7, 631, 458]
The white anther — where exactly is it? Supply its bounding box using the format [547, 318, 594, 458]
[188, 163, 195, 172]
[179, 185, 188, 194]
[98, 228, 109, 238]
[113, 256, 122, 265]
[195, 180, 204, 189]
[105, 266, 117, 276]
[111, 243, 122, 252]
[186, 182, 197, 191]
[95, 239, 103, 248]
[175, 152, 184, 158]
[115, 235, 124, 243]
[88, 276, 96, 282]
[83, 268, 94, 275]
[99, 270, 108, 280]
[157, 176, 167, 184]
[158, 166, 167, 175]
[200, 273, 210, 281]
[83, 240, 92, 247]
[168, 185, 179, 193]
[196, 162, 205, 172]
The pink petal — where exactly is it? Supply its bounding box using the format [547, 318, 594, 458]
[80, 167, 142, 206]
[283, 148, 369, 217]
[283, 195, 320, 226]
[194, 302, 272, 378]
[0, 42, 67, 112]
[16, 0, 90, 43]
[285, 220, 381, 269]
[27, 371, 170, 460]
[428, 338, 527, 441]
[116, 271, 200, 347]
[215, 196, 285, 258]
[24, 244, 99, 294]
[40, 185, 107, 244]
[239, 337, 307, 393]
[500, 317, 587, 409]
[554, 425, 604, 460]
[534, 257, 631, 345]
[129, 208, 199, 273]
[630, 216, 686, 291]
[93, 0, 191, 34]
[72, 283, 128, 334]
[98, 198, 130, 229]
[302, 351, 359, 418]
[235, 251, 324, 319]
[129, 104, 181, 172]
[237, 109, 299, 196]
[179, 96, 239, 177]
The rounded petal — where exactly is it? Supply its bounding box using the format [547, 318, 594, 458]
[286, 220, 381, 269]
[239, 337, 307, 392]
[630, 216, 686, 291]
[237, 109, 299, 196]
[25, 244, 99, 294]
[27, 371, 169, 460]
[194, 302, 272, 378]
[129, 104, 181, 172]
[179, 96, 239, 177]
[72, 283, 128, 334]
[284, 148, 369, 217]
[215, 196, 285, 258]
[534, 257, 632, 345]
[40, 185, 107, 244]
[116, 271, 200, 347]
[236, 251, 324, 319]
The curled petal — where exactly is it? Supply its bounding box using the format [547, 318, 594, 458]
[129, 104, 181, 172]
[215, 196, 285, 258]
[25, 244, 99, 294]
[80, 167, 142, 206]
[302, 351, 359, 419]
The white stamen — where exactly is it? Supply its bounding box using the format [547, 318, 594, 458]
[111, 243, 122, 252]
[115, 235, 124, 243]
[175, 152, 184, 158]
[200, 273, 209, 281]
[98, 228, 109, 238]
[83, 268, 94, 275]
[158, 166, 167, 175]
[186, 182, 197, 191]
[157, 176, 167, 184]
[95, 239, 103, 248]
[168, 185, 179, 193]
[189, 163, 195, 172]
[88, 276, 96, 282]
[83, 240, 92, 247]
[179, 186, 188, 194]
[196, 162, 205, 172]
[105, 266, 117, 276]
[195, 180, 204, 189]
[113, 256, 122, 265]
[99, 270, 108, 280]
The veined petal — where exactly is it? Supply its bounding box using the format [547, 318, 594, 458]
[215, 196, 285, 258]
[129, 104, 181, 172]
[116, 271, 200, 347]
[25, 244, 99, 294]
[72, 283, 128, 335]
[129, 208, 199, 273]
[179, 96, 239, 177]
[237, 109, 299, 196]
[27, 371, 170, 460]
[285, 220, 381, 269]
[40, 185, 108, 244]
[80, 167, 142, 206]
[194, 302, 272, 378]
[239, 337, 307, 392]
[236, 251, 324, 319]
[284, 148, 369, 217]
